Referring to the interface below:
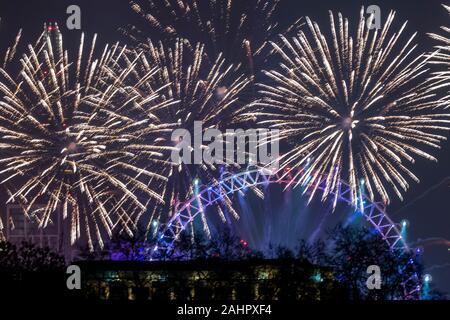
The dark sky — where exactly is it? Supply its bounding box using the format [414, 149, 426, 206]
[0, 0, 449, 294]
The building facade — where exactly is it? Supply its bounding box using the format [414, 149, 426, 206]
[2, 204, 77, 260]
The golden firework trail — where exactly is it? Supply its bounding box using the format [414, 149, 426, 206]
[110, 39, 253, 237]
[428, 4, 450, 107]
[0, 25, 171, 250]
[0, 17, 22, 241]
[126, 0, 303, 75]
[0, 17, 22, 68]
[247, 8, 450, 207]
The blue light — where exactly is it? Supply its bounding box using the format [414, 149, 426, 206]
[194, 178, 199, 185]
[422, 274, 432, 300]
[401, 219, 409, 228]
[400, 220, 409, 242]
[311, 271, 323, 283]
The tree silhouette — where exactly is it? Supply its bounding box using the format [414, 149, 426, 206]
[325, 225, 427, 300]
[0, 241, 66, 298]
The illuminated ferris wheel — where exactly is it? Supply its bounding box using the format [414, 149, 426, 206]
[152, 166, 421, 299]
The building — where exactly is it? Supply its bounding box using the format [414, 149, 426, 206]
[77, 259, 345, 301]
[2, 204, 77, 260]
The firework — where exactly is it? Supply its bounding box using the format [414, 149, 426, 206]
[0, 17, 21, 241]
[0, 25, 170, 250]
[107, 39, 253, 236]
[428, 4, 450, 106]
[248, 8, 450, 206]
[0, 17, 22, 68]
[126, 0, 302, 76]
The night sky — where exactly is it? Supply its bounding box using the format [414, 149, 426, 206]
[0, 0, 449, 293]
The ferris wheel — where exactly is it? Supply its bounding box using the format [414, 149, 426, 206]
[152, 166, 422, 299]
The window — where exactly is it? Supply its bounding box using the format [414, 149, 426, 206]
[6, 205, 61, 252]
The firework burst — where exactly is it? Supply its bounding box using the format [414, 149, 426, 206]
[0, 25, 170, 250]
[0, 17, 22, 68]
[107, 39, 253, 237]
[248, 8, 450, 206]
[126, 0, 302, 76]
[428, 4, 450, 106]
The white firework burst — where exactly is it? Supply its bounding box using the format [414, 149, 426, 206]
[248, 8, 450, 207]
[0, 25, 171, 250]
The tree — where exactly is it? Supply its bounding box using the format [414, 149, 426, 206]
[325, 225, 428, 300]
[0, 241, 65, 272]
[0, 241, 66, 298]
